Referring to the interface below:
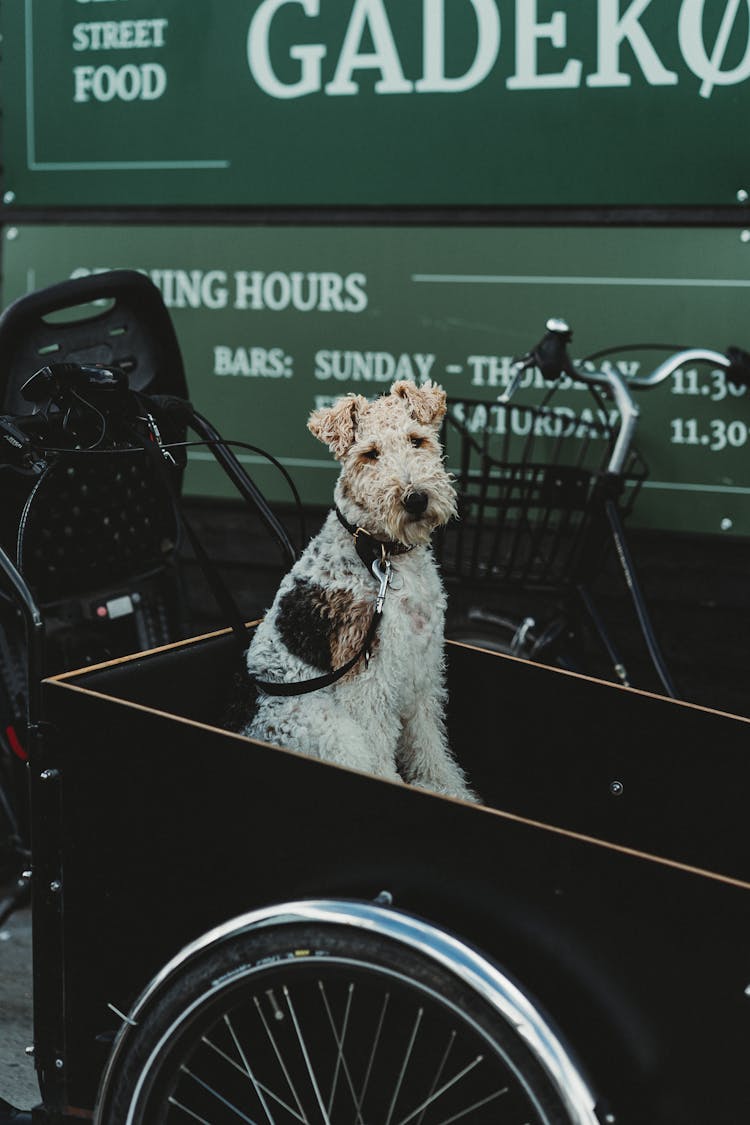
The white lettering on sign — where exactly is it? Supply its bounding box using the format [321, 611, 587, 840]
[416, 0, 500, 93]
[670, 416, 750, 451]
[233, 271, 368, 312]
[452, 399, 620, 441]
[587, 0, 677, 88]
[151, 269, 230, 309]
[73, 19, 168, 51]
[69, 267, 367, 313]
[247, 0, 750, 99]
[214, 346, 293, 377]
[70, 267, 231, 309]
[315, 350, 435, 382]
[507, 0, 582, 90]
[247, 0, 327, 99]
[466, 354, 640, 390]
[326, 0, 412, 95]
[73, 62, 167, 102]
[671, 364, 747, 401]
[679, 0, 750, 98]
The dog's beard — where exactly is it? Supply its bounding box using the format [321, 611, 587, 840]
[337, 474, 457, 547]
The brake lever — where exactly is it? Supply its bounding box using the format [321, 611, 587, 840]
[497, 354, 535, 405]
[726, 345, 750, 390]
[498, 318, 574, 404]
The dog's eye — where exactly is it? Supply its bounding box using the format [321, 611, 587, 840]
[410, 435, 425, 449]
[362, 447, 379, 461]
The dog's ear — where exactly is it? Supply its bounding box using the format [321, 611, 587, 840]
[308, 394, 367, 459]
[392, 380, 447, 429]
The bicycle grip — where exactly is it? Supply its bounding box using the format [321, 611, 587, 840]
[726, 346, 750, 389]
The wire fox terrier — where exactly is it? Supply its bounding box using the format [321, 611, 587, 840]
[240, 379, 479, 802]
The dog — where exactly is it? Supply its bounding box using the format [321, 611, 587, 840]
[239, 379, 479, 803]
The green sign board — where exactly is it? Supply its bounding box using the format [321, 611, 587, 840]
[3, 223, 750, 537]
[2, 0, 750, 208]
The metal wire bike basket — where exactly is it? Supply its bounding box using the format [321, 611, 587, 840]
[438, 394, 648, 591]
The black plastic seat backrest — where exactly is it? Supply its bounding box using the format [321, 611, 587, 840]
[0, 269, 188, 415]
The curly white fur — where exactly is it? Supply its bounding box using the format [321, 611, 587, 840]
[240, 380, 479, 803]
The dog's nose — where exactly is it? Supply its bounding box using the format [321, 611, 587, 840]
[404, 491, 429, 516]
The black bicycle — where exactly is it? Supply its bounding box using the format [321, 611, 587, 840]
[439, 318, 750, 699]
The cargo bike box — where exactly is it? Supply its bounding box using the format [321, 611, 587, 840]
[23, 624, 750, 1124]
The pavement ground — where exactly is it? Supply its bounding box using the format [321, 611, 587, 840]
[0, 905, 38, 1110]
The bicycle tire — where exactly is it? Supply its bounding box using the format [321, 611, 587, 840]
[97, 907, 597, 1125]
[448, 614, 583, 674]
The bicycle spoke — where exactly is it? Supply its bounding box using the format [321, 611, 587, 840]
[385, 1007, 423, 1125]
[317, 980, 365, 1124]
[201, 1035, 305, 1123]
[254, 995, 310, 1123]
[181, 1065, 260, 1123]
[168, 1096, 213, 1123]
[434, 1086, 509, 1125]
[415, 1030, 456, 1125]
[352, 989, 390, 1123]
[395, 1054, 484, 1125]
[284, 985, 332, 1125]
[223, 1014, 278, 1124]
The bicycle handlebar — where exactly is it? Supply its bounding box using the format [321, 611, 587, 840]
[501, 319, 749, 476]
[500, 319, 640, 475]
[625, 347, 730, 387]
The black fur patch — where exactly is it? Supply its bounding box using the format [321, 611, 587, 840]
[223, 666, 259, 732]
[276, 579, 333, 672]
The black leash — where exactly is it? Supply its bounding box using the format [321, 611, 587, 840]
[251, 568, 386, 696]
[251, 509, 407, 697]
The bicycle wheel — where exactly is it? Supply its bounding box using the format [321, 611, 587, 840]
[448, 610, 583, 673]
[96, 902, 598, 1125]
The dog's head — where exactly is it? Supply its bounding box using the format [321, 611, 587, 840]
[308, 380, 457, 546]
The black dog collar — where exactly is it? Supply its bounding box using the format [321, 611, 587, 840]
[335, 506, 415, 571]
